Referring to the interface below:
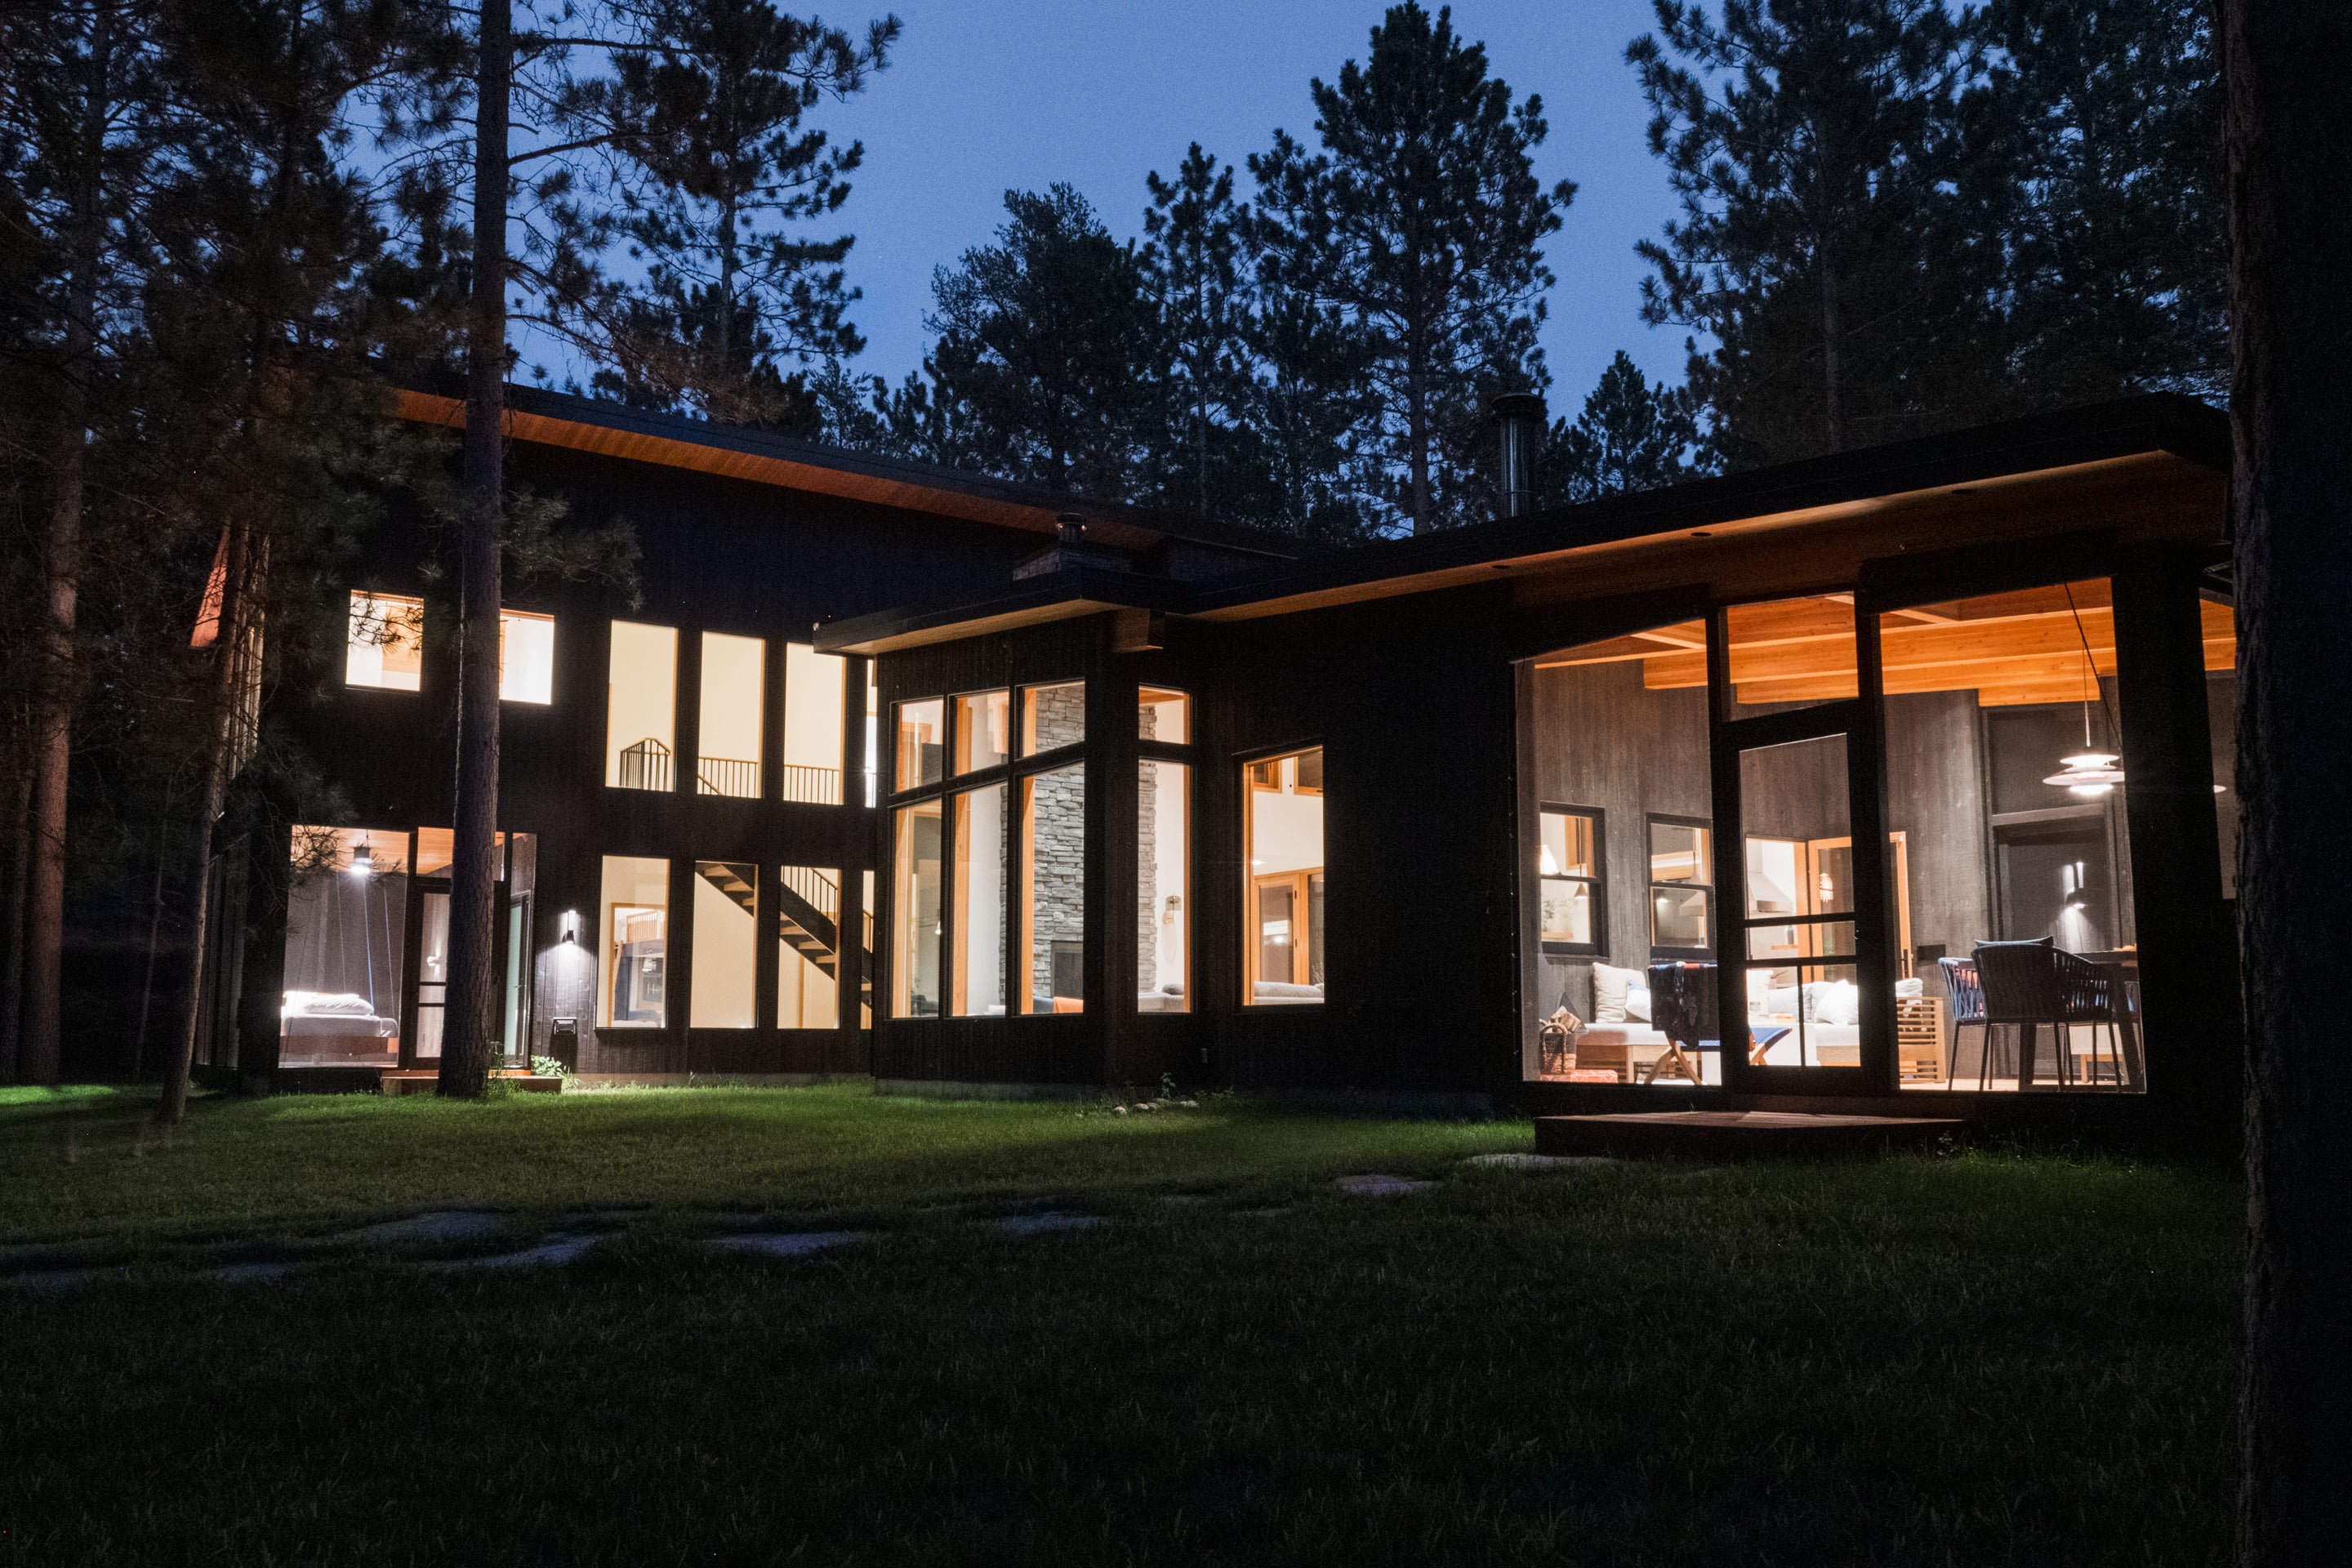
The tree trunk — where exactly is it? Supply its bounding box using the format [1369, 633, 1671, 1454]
[23, 5, 117, 1087]
[2222, 4, 2352, 1563]
[157, 519, 253, 1125]
[0, 728, 30, 1083]
[131, 808, 168, 1080]
[1819, 229, 1844, 452]
[440, 0, 510, 1099]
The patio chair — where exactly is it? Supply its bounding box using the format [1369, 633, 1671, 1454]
[1971, 938, 2128, 1090]
[1643, 962, 1718, 1086]
[1938, 956, 1991, 1089]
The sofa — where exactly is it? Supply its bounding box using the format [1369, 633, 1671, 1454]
[1555, 964, 1925, 1082]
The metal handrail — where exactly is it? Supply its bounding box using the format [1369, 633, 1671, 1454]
[617, 737, 671, 792]
[697, 755, 760, 798]
[780, 763, 842, 804]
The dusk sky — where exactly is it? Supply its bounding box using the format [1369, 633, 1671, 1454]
[800, 0, 1694, 416]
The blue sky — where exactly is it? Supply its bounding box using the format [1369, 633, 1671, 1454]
[798, 0, 1692, 416]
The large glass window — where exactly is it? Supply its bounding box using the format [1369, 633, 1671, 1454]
[598, 857, 670, 1028]
[345, 591, 423, 692]
[783, 643, 846, 803]
[697, 633, 764, 798]
[892, 800, 942, 1017]
[1138, 760, 1190, 1011]
[896, 698, 944, 792]
[955, 690, 1010, 773]
[500, 611, 555, 704]
[1537, 806, 1603, 953]
[1020, 764, 1087, 1012]
[1648, 817, 1714, 956]
[606, 622, 678, 791]
[279, 827, 409, 1067]
[777, 866, 843, 1029]
[1021, 680, 1085, 755]
[951, 784, 1009, 1013]
[1138, 687, 1189, 744]
[689, 861, 758, 1028]
[1520, 621, 1712, 1084]
[1244, 747, 1324, 1004]
[1734, 739, 1857, 1071]
[1876, 579, 2160, 1093]
[1720, 595, 1860, 717]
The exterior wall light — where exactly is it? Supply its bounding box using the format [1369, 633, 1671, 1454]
[560, 908, 580, 944]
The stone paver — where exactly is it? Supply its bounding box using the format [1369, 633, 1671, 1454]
[996, 1211, 1104, 1236]
[1334, 1174, 1435, 1196]
[710, 1230, 869, 1258]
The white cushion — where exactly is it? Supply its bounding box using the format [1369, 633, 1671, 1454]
[1806, 979, 1860, 1027]
[1624, 986, 1651, 1023]
[1592, 963, 1642, 1023]
[1895, 977, 1924, 999]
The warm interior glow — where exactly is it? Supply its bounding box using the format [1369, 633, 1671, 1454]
[500, 611, 555, 703]
[345, 591, 423, 691]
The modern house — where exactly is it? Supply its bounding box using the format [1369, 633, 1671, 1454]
[201, 387, 2242, 1144]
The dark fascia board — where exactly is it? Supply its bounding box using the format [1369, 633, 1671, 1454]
[817, 394, 2228, 652]
[399, 375, 1314, 565]
[813, 566, 1202, 655]
[1181, 392, 2231, 616]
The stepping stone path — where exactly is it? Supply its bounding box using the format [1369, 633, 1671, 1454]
[421, 1232, 599, 1272]
[709, 1231, 869, 1258]
[1463, 1152, 1616, 1170]
[202, 1261, 296, 1285]
[1334, 1174, 1435, 1196]
[995, 1211, 1104, 1236]
[337, 1210, 508, 1248]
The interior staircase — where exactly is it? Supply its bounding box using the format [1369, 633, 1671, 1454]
[693, 862, 872, 1004]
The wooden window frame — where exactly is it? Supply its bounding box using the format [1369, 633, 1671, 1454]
[1536, 802, 1606, 956]
[1241, 743, 1326, 1008]
[1645, 812, 1717, 960]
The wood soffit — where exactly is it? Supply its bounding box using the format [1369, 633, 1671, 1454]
[394, 388, 1170, 551]
[1196, 451, 2226, 626]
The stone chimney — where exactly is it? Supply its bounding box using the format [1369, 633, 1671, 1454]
[1013, 511, 1134, 580]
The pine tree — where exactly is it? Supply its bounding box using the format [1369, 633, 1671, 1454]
[1629, 0, 1983, 469]
[1139, 145, 1257, 525]
[906, 185, 1162, 497]
[1252, 3, 1575, 534]
[590, 0, 898, 430]
[1538, 350, 1706, 506]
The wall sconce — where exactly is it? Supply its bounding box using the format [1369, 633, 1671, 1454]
[560, 908, 580, 944]
[348, 841, 373, 878]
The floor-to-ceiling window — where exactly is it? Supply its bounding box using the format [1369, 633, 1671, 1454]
[1138, 688, 1192, 1013]
[1243, 747, 1323, 1005]
[607, 622, 678, 791]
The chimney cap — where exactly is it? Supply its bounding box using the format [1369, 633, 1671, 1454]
[1490, 391, 1546, 422]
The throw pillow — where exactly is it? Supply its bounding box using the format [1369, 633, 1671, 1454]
[1625, 985, 1652, 1023]
[1592, 963, 1640, 1023]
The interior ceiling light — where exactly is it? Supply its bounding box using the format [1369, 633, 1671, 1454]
[2046, 584, 2127, 798]
[1539, 842, 1561, 876]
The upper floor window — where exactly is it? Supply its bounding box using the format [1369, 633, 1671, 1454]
[607, 621, 678, 791]
[782, 643, 847, 803]
[346, 591, 422, 691]
[697, 632, 764, 798]
[500, 610, 555, 704]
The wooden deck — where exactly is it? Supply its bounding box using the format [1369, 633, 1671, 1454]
[1535, 1109, 1970, 1158]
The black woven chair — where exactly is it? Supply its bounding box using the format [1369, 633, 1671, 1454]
[1938, 956, 1991, 1089]
[1971, 938, 2127, 1089]
[1643, 961, 1718, 1085]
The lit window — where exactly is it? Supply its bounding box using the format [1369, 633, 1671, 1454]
[598, 856, 669, 1027]
[697, 632, 764, 798]
[345, 591, 423, 691]
[896, 698, 943, 792]
[1138, 760, 1189, 1012]
[605, 621, 678, 791]
[951, 783, 1009, 1013]
[689, 860, 756, 1028]
[1538, 806, 1603, 953]
[1019, 763, 1086, 1012]
[499, 611, 555, 704]
[1648, 817, 1714, 956]
[1020, 680, 1085, 755]
[955, 690, 1010, 773]
[778, 866, 843, 1028]
[1244, 747, 1324, 1004]
[892, 800, 942, 1016]
[782, 643, 846, 802]
[1139, 687, 1190, 744]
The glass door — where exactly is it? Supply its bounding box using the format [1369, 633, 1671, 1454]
[1713, 706, 1897, 1091]
[408, 884, 450, 1064]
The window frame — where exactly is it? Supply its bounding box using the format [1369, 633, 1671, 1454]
[1241, 742, 1327, 1009]
[1645, 811, 1717, 960]
[1134, 686, 1195, 1017]
[1535, 802, 1606, 957]
[887, 678, 1089, 1021]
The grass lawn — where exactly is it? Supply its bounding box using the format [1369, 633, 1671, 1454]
[1, 1085, 2238, 1566]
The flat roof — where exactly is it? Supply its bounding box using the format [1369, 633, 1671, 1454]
[393, 383, 1312, 565]
[816, 394, 2230, 656]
